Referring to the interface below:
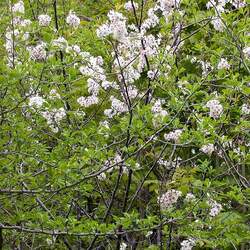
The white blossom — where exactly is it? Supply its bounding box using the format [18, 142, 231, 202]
[52, 37, 68, 50]
[147, 69, 159, 80]
[77, 95, 99, 107]
[19, 19, 31, 27]
[141, 8, 159, 31]
[180, 239, 196, 250]
[206, 99, 223, 119]
[29, 95, 45, 108]
[241, 104, 250, 115]
[120, 242, 127, 250]
[11, 1, 25, 14]
[110, 96, 128, 114]
[211, 17, 224, 32]
[72, 45, 81, 54]
[96, 24, 112, 38]
[104, 96, 128, 118]
[185, 193, 196, 202]
[217, 58, 230, 70]
[97, 11, 127, 41]
[232, 0, 246, 9]
[206, 0, 246, 11]
[101, 80, 114, 90]
[30, 43, 47, 61]
[100, 120, 110, 129]
[127, 85, 138, 99]
[151, 100, 167, 117]
[66, 11, 80, 28]
[164, 129, 183, 143]
[243, 47, 250, 58]
[49, 89, 60, 99]
[200, 143, 215, 155]
[87, 78, 100, 95]
[104, 109, 115, 118]
[158, 189, 182, 209]
[157, 0, 181, 22]
[207, 199, 222, 217]
[151, 99, 168, 127]
[158, 158, 171, 168]
[38, 14, 51, 26]
[79, 55, 105, 82]
[146, 231, 153, 238]
[158, 0, 181, 13]
[97, 172, 106, 180]
[124, 1, 139, 11]
[41, 107, 66, 132]
[199, 60, 213, 76]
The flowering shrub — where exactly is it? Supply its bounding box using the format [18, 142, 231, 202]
[0, 0, 249, 249]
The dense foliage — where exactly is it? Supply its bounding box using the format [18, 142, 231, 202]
[0, 0, 249, 249]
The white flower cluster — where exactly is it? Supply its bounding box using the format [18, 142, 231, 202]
[66, 44, 81, 55]
[78, 54, 110, 108]
[147, 69, 158, 80]
[200, 143, 215, 155]
[12, 17, 31, 27]
[141, 8, 159, 31]
[124, 1, 139, 11]
[52, 37, 68, 50]
[30, 43, 47, 61]
[127, 86, 139, 99]
[152, 100, 168, 117]
[105, 81, 120, 91]
[241, 104, 250, 115]
[206, 0, 225, 12]
[217, 58, 230, 70]
[5, 29, 18, 67]
[66, 11, 80, 28]
[99, 120, 110, 129]
[29, 95, 45, 108]
[205, 99, 223, 119]
[120, 242, 127, 250]
[211, 17, 224, 32]
[98, 153, 124, 180]
[207, 0, 246, 13]
[77, 95, 99, 108]
[151, 99, 168, 127]
[5, 2, 32, 67]
[164, 129, 183, 143]
[79, 53, 105, 81]
[199, 60, 213, 76]
[185, 193, 196, 202]
[231, 0, 246, 8]
[87, 78, 100, 95]
[158, 158, 171, 168]
[97, 7, 161, 86]
[158, 189, 182, 209]
[207, 0, 246, 32]
[180, 238, 196, 250]
[41, 108, 66, 133]
[157, 0, 181, 22]
[11, 1, 25, 14]
[49, 89, 61, 99]
[38, 14, 51, 27]
[159, 157, 182, 168]
[243, 47, 250, 58]
[104, 96, 128, 118]
[207, 199, 222, 217]
[93, 3, 166, 115]
[97, 10, 127, 40]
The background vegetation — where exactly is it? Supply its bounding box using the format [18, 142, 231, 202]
[0, 0, 249, 249]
